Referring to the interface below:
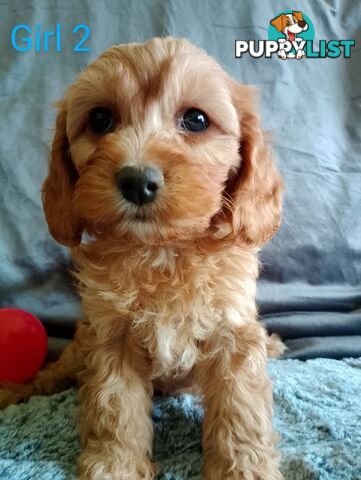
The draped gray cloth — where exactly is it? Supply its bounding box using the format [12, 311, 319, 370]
[0, 0, 360, 358]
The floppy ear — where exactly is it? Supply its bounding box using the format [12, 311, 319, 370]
[292, 11, 304, 22]
[42, 104, 82, 246]
[270, 14, 286, 32]
[220, 83, 283, 247]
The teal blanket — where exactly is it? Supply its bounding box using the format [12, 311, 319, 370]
[1, 358, 360, 479]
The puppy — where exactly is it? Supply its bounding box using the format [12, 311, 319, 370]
[0, 37, 284, 479]
[270, 11, 308, 59]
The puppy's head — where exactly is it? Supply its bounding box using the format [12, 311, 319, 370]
[42, 37, 283, 248]
[270, 11, 308, 37]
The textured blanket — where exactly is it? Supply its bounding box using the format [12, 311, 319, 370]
[0, 358, 360, 480]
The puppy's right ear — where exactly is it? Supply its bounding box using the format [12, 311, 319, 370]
[270, 14, 285, 32]
[292, 11, 304, 22]
[42, 104, 82, 246]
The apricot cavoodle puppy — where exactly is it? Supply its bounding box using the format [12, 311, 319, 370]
[0, 37, 284, 480]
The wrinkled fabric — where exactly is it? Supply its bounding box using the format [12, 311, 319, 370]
[0, 0, 360, 358]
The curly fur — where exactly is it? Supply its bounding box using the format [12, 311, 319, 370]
[0, 37, 285, 479]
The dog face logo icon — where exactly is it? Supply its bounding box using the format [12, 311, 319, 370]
[271, 11, 308, 41]
[269, 10, 312, 59]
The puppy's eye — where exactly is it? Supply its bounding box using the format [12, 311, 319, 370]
[180, 108, 209, 133]
[89, 107, 114, 134]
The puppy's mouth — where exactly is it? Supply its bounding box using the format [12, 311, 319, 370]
[124, 204, 156, 223]
[133, 211, 152, 222]
[288, 31, 296, 41]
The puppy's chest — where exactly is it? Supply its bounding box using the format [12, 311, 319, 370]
[84, 247, 221, 376]
[79, 245, 256, 378]
[129, 251, 220, 377]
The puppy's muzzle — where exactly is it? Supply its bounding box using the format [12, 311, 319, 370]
[117, 166, 164, 206]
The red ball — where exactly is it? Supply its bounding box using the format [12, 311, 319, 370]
[0, 308, 48, 384]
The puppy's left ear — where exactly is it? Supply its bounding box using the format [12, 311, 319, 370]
[221, 82, 283, 247]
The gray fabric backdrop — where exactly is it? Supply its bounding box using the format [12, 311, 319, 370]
[0, 0, 360, 359]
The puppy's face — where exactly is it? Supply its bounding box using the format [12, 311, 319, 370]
[270, 12, 308, 40]
[43, 37, 283, 247]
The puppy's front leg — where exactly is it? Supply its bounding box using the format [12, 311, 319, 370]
[77, 336, 154, 480]
[198, 323, 282, 480]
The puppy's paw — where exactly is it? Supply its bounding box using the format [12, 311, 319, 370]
[0, 383, 21, 409]
[77, 446, 156, 480]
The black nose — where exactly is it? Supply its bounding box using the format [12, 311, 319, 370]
[298, 20, 306, 28]
[117, 166, 163, 206]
